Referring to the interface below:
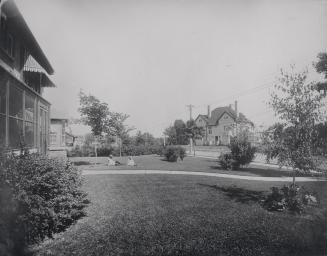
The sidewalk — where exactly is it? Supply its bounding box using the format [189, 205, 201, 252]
[186, 152, 286, 170]
[82, 169, 327, 182]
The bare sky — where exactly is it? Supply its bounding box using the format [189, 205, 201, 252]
[16, 0, 327, 136]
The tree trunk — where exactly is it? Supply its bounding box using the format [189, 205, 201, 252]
[119, 138, 122, 157]
[193, 139, 196, 156]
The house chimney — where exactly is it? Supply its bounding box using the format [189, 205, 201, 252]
[207, 105, 210, 118]
[234, 100, 238, 117]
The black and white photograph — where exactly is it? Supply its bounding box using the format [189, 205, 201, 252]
[1, 0, 327, 255]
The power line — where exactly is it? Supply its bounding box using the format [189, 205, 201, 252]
[195, 82, 274, 108]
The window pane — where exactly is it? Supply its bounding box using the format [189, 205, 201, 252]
[25, 93, 35, 122]
[0, 115, 5, 147]
[50, 132, 57, 146]
[9, 85, 23, 119]
[9, 118, 23, 148]
[24, 121, 34, 147]
[0, 81, 6, 114]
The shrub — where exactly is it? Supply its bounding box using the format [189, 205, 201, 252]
[219, 153, 239, 170]
[163, 146, 186, 162]
[219, 132, 256, 170]
[263, 184, 318, 214]
[179, 147, 186, 161]
[230, 134, 256, 167]
[115, 144, 165, 156]
[0, 151, 89, 255]
[96, 147, 114, 157]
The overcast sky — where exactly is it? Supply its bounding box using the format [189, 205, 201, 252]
[16, 0, 327, 136]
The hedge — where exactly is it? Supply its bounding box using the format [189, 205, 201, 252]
[0, 151, 89, 255]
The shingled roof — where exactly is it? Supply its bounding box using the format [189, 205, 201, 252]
[195, 106, 254, 127]
[195, 114, 209, 122]
[208, 106, 237, 126]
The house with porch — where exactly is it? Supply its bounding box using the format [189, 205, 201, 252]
[195, 101, 254, 145]
[0, 0, 55, 153]
[49, 110, 76, 156]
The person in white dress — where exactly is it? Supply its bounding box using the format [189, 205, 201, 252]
[108, 155, 116, 166]
[127, 156, 136, 166]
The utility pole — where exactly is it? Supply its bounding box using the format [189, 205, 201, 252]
[186, 104, 195, 121]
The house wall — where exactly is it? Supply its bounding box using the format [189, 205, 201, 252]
[0, 8, 51, 153]
[1, 12, 30, 81]
[50, 120, 66, 149]
[0, 68, 50, 152]
[195, 117, 207, 128]
[207, 113, 235, 145]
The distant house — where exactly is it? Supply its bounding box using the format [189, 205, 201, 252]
[195, 101, 254, 145]
[50, 110, 76, 154]
[0, 0, 55, 153]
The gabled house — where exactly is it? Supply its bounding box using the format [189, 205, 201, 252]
[195, 101, 254, 145]
[49, 110, 76, 153]
[0, 0, 55, 153]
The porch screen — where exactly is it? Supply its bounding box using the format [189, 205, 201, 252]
[25, 93, 36, 147]
[9, 85, 24, 148]
[0, 115, 5, 147]
[0, 82, 6, 114]
[9, 85, 23, 119]
[0, 82, 6, 147]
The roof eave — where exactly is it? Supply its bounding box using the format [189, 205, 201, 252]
[3, 0, 54, 75]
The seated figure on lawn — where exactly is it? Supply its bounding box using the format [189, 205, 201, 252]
[127, 156, 136, 166]
[108, 155, 121, 166]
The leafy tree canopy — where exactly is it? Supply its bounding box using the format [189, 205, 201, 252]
[315, 52, 327, 79]
[78, 91, 131, 138]
[266, 67, 325, 175]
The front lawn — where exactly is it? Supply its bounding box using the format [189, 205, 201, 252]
[34, 174, 327, 256]
[69, 155, 322, 178]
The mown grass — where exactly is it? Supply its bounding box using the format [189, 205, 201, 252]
[34, 174, 327, 256]
[70, 155, 324, 178]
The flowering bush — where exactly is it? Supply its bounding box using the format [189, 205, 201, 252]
[263, 184, 318, 214]
[0, 151, 89, 255]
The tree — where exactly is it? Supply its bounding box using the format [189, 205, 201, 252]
[267, 67, 325, 184]
[134, 131, 157, 146]
[315, 52, 327, 78]
[78, 91, 131, 156]
[78, 91, 110, 137]
[314, 53, 327, 93]
[185, 119, 204, 155]
[164, 126, 177, 145]
[314, 122, 327, 155]
[173, 120, 188, 145]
